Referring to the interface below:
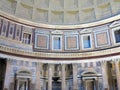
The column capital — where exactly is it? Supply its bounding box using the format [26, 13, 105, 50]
[61, 64, 65, 67]
[100, 60, 107, 66]
[115, 58, 120, 62]
[72, 63, 78, 66]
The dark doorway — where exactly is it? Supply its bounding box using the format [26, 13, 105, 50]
[52, 81, 61, 90]
[52, 77, 61, 90]
[0, 58, 6, 90]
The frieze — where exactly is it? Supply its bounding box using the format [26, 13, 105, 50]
[0, 37, 32, 51]
[93, 24, 109, 32]
[64, 31, 79, 35]
[80, 28, 93, 34]
[35, 28, 50, 34]
[95, 67, 102, 74]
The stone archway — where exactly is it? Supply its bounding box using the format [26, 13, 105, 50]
[81, 72, 99, 90]
[14, 69, 32, 90]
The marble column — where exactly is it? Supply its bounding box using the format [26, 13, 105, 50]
[101, 61, 109, 90]
[95, 78, 98, 90]
[4, 59, 11, 90]
[48, 64, 52, 90]
[28, 78, 31, 90]
[14, 73, 17, 90]
[114, 60, 120, 90]
[73, 64, 78, 90]
[61, 64, 66, 90]
[36, 62, 41, 90]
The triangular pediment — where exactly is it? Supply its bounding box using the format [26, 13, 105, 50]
[110, 21, 120, 28]
[51, 30, 63, 34]
[80, 28, 92, 34]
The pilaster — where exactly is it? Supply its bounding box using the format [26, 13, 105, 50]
[73, 64, 78, 90]
[48, 64, 52, 90]
[61, 64, 66, 90]
[36, 62, 41, 90]
[114, 59, 120, 90]
[4, 59, 11, 90]
[101, 61, 109, 90]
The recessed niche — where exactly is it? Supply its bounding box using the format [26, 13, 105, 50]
[65, 11, 79, 24]
[34, 8, 48, 23]
[36, 0, 49, 8]
[97, 3, 112, 19]
[65, 0, 78, 9]
[16, 3, 33, 20]
[50, 0, 64, 9]
[81, 9, 95, 23]
[21, 0, 34, 5]
[81, 0, 93, 8]
[51, 11, 64, 24]
[0, 0, 17, 14]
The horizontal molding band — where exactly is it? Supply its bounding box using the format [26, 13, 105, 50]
[0, 45, 120, 59]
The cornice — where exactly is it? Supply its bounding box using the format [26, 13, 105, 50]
[0, 45, 120, 60]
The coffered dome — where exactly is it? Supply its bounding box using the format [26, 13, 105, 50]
[0, 0, 120, 25]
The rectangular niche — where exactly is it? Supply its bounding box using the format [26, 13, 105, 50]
[81, 9, 95, 23]
[52, 35, 62, 50]
[97, 3, 112, 19]
[15, 25, 22, 41]
[94, 30, 110, 47]
[16, 3, 33, 20]
[8, 22, 15, 39]
[50, 0, 64, 9]
[1, 20, 8, 37]
[65, 0, 78, 8]
[81, 34, 92, 49]
[0, 0, 17, 14]
[51, 11, 64, 24]
[35, 8, 48, 23]
[65, 11, 79, 24]
[65, 35, 79, 50]
[36, 0, 49, 8]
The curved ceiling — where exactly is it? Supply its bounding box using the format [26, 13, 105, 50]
[0, 0, 120, 25]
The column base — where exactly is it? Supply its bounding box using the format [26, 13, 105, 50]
[105, 88, 108, 90]
[3, 88, 8, 90]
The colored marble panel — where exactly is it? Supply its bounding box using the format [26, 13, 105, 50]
[37, 35, 48, 49]
[96, 32, 108, 46]
[66, 37, 77, 49]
